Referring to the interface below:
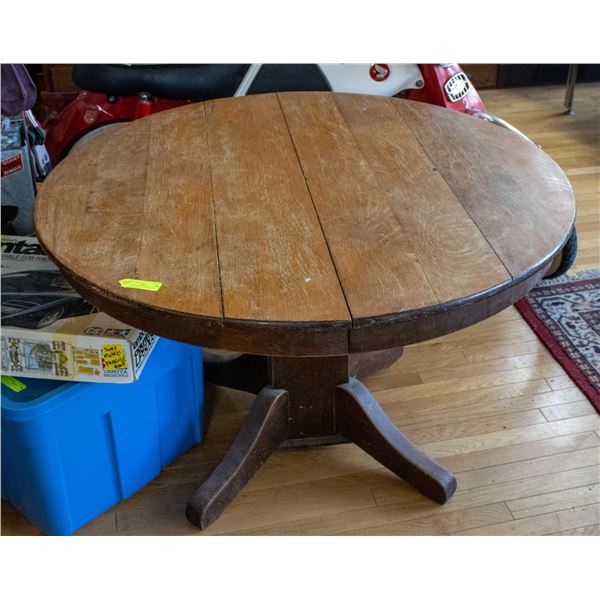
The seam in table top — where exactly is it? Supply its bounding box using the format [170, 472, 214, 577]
[386, 97, 514, 283]
[275, 92, 354, 328]
[330, 93, 442, 308]
[203, 100, 226, 325]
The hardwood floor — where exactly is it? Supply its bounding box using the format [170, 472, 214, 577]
[2, 83, 599, 536]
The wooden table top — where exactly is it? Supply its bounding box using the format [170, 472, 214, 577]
[35, 92, 575, 356]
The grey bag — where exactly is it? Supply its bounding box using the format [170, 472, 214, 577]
[1, 64, 37, 116]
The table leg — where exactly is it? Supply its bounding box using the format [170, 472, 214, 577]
[186, 386, 289, 529]
[187, 354, 456, 529]
[336, 379, 456, 503]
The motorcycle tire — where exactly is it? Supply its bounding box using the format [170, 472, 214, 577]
[544, 227, 578, 279]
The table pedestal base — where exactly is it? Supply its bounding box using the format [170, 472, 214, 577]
[187, 354, 456, 530]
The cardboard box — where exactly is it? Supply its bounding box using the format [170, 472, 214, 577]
[1, 235, 157, 383]
[1, 116, 37, 235]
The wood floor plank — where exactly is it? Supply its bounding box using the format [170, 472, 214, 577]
[361, 369, 423, 392]
[457, 447, 600, 491]
[74, 511, 118, 536]
[377, 382, 557, 417]
[374, 366, 564, 406]
[417, 353, 562, 384]
[343, 503, 513, 536]
[429, 314, 540, 341]
[417, 327, 543, 351]
[461, 341, 550, 362]
[388, 347, 468, 369]
[454, 504, 600, 536]
[373, 465, 600, 508]
[116, 470, 387, 535]
[421, 415, 600, 459]
[541, 401, 598, 421]
[400, 409, 547, 445]
[385, 388, 587, 428]
[547, 524, 600, 536]
[443, 431, 600, 473]
[1, 508, 45, 536]
[546, 375, 578, 391]
[507, 483, 600, 519]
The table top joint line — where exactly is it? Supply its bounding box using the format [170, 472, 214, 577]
[203, 100, 226, 322]
[131, 120, 153, 283]
[275, 92, 354, 327]
[386, 97, 514, 284]
[331, 93, 443, 307]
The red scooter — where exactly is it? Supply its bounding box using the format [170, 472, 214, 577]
[41, 63, 576, 277]
[42, 63, 500, 162]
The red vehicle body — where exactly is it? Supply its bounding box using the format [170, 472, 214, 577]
[43, 64, 488, 165]
[406, 64, 486, 113]
[44, 95, 187, 164]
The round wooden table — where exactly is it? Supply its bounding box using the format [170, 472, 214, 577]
[35, 92, 575, 529]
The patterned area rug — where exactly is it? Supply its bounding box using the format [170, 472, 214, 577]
[515, 269, 600, 412]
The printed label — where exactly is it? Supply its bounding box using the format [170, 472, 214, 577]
[1, 154, 24, 178]
[102, 343, 128, 372]
[119, 278, 163, 291]
[75, 347, 101, 376]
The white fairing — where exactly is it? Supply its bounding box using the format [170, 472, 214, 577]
[318, 64, 423, 95]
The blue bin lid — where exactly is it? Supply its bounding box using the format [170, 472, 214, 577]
[2, 376, 72, 415]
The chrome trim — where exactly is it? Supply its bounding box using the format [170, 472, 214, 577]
[234, 64, 263, 97]
[471, 111, 535, 145]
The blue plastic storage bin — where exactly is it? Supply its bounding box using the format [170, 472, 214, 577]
[1, 338, 203, 535]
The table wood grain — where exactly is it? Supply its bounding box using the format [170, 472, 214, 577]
[35, 92, 575, 356]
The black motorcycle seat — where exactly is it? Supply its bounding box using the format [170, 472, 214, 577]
[72, 64, 250, 101]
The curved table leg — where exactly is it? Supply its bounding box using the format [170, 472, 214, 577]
[187, 356, 457, 530]
[335, 378, 457, 504]
[186, 386, 288, 530]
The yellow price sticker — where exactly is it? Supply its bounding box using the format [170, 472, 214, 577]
[102, 344, 128, 371]
[119, 278, 163, 292]
[1, 375, 27, 392]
